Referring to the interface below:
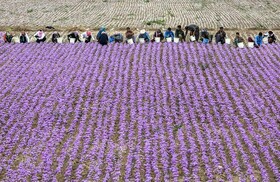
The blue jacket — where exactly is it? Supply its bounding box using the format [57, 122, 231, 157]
[109, 33, 123, 43]
[255, 35, 263, 46]
[164, 30, 174, 40]
[138, 32, 150, 42]
[202, 38, 209, 44]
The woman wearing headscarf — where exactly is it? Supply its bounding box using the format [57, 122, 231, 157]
[3, 32, 13, 43]
[52, 32, 61, 43]
[97, 27, 106, 41]
[98, 31, 109, 46]
[268, 31, 276, 43]
[67, 31, 81, 43]
[20, 31, 29, 43]
[34, 30, 46, 43]
[81, 30, 92, 43]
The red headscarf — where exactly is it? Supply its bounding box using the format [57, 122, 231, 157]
[86, 31, 91, 36]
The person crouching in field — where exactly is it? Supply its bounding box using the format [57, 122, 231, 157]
[20, 32, 29, 43]
[215, 27, 226, 44]
[81, 30, 92, 43]
[233, 32, 244, 47]
[97, 27, 106, 42]
[52, 32, 60, 43]
[164, 27, 174, 41]
[67, 31, 81, 43]
[125, 27, 135, 43]
[268, 31, 276, 43]
[247, 36, 260, 48]
[34, 30, 46, 43]
[200, 28, 212, 44]
[175, 25, 185, 42]
[151, 29, 164, 42]
[255, 32, 263, 47]
[3, 32, 13, 43]
[109, 32, 123, 43]
[185, 24, 199, 41]
[138, 29, 150, 43]
[98, 31, 109, 46]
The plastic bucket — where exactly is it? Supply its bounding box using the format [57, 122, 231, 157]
[238, 42, 244, 48]
[263, 37, 268, 44]
[13, 37, 20, 43]
[70, 38, 75, 43]
[248, 42, 254, 48]
[57, 37, 63, 43]
[174, 37, 179, 43]
[190, 36, 196, 42]
[225, 38, 231, 44]
[155, 37, 161, 43]
[166, 37, 172, 42]
[80, 37, 85, 42]
[139, 38, 145, 44]
[127, 38, 134, 45]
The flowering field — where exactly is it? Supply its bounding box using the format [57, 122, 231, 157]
[0, 42, 280, 181]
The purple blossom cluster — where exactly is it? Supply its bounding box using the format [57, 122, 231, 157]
[0, 42, 279, 181]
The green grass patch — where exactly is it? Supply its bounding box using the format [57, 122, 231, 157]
[145, 19, 165, 26]
[27, 9, 33, 13]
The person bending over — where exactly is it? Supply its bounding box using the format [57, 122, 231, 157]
[34, 30, 46, 43]
[52, 32, 61, 43]
[68, 31, 81, 43]
[215, 27, 226, 44]
[185, 24, 199, 41]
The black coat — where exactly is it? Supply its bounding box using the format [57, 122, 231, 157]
[52, 33, 60, 43]
[20, 35, 28, 43]
[99, 33, 108, 45]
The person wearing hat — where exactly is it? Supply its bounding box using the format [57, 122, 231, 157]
[268, 31, 276, 43]
[233, 32, 244, 47]
[152, 29, 164, 42]
[19, 31, 29, 43]
[109, 32, 123, 43]
[34, 30, 46, 43]
[215, 27, 226, 44]
[164, 27, 174, 41]
[175, 25, 185, 42]
[185, 24, 199, 41]
[138, 29, 150, 43]
[67, 31, 81, 43]
[51, 31, 61, 43]
[125, 27, 135, 43]
[3, 32, 13, 43]
[81, 30, 92, 43]
[255, 32, 263, 47]
[98, 31, 109, 46]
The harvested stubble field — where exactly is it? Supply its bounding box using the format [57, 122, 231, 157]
[0, 0, 280, 30]
[0, 42, 280, 181]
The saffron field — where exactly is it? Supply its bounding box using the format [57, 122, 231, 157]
[0, 42, 280, 181]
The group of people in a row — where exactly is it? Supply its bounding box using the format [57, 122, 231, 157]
[2, 25, 277, 47]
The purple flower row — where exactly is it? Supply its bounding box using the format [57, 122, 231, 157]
[0, 42, 279, 181]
